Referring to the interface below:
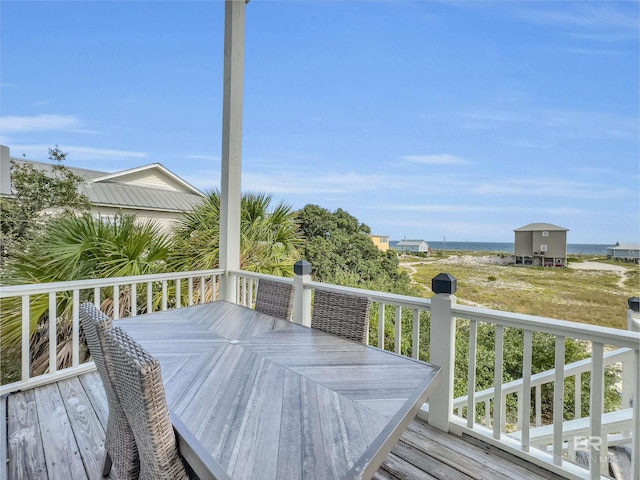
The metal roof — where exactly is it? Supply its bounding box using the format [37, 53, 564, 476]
[80, 181, 203, 212]
[397, 239, 429, 246]
[514, 223, 568, 232]
[607, 242, 640, 250]
[6, 158, 204, 212]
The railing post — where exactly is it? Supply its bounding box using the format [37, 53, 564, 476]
[622, 297, 639, 411]
[428, 273, 457, 432]
[293, 260, 312, 327]
[628, 297, 640, 332]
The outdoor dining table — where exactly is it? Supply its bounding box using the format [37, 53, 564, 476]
[116, 300, 441, 480]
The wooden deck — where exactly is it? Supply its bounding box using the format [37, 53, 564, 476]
[1, 372, 578, 480]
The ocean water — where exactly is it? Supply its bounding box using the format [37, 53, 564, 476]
[389, 241, 610, 255]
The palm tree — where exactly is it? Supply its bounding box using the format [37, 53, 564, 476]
[1, 213, 170, 381]
[170, 190, 304, 277]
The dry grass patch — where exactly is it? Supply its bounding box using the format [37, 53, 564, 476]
[405, 255, 639, 330]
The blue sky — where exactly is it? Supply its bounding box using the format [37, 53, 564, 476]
[1, 0, 638, 243]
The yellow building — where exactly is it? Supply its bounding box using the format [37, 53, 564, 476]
[370, 235, 390, 252]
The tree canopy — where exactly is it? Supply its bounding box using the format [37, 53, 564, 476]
[171, 190, 304, 277]
[0, 146, 89, 265]
[298, 204, 412, 293]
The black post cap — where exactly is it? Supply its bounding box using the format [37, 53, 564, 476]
[628, 297, 640, 312]
[432, 273, 457, 294]
[294, 260, 312, 276]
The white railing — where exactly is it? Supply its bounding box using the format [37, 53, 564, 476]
[281, 265, 639, 480]
[0, 269, 223, 396]
[2, 267, 638, 480]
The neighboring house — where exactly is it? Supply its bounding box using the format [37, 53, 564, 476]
[0, 145, 204, 232]
[514, 222, 568, 267]
[395, 239, 429, 254]
[606, 242, 640, 264]
[370, 235, 390, 252]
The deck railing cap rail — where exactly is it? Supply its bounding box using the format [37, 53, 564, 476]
[305, 280, 432, 310]
[452, 304, 640, 348]
[0, 269, 224, 298]
[228, 270, 294, 284]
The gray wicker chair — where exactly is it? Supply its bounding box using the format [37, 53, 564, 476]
[106, 326, 190, 480]
[254, 279, 294, 320]
[311, 290, 372, 344]
[79, 302, 139, 479]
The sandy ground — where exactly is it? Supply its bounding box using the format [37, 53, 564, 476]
[567, 261, 628, 272]
[400, 256, 633, 290]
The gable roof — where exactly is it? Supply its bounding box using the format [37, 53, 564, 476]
[3, 156, 204, 213]
[607, 242, 640, 250]
[88, 163, 203, 196]
[397, 239, 429, 246]
[514, 223, 568, 232]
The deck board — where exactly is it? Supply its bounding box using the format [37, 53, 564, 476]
[4, 371, 588, 480]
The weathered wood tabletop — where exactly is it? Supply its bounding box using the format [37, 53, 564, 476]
[116, 301, 440, 480]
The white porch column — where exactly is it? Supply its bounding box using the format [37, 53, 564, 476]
[428, 273, 457, 432]
[219, 0, 246, 302]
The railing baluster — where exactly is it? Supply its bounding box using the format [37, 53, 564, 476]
[147, 281, 153, 312]
[378, 303, 385, 350]
[188, 277, 194, 306]
[412, 309, 420, 359]
[113, 284, 120, 320]
[521, 330, 532, 452]
[394, 306, 402, 354]
[467, 319, 478, 428]
[94, 287, 100, 307]
[535, 386, 542, 427]
[493, 324, 504, 439]
[72, 289, 80, 367]
[484, 400, 490, 426]
[175, 279, 181, 309]
[161, 281, 167, 311]
[553, 335, 566, 466]
[248, 278, 254, 308]
[589, 342, 604, 479]
[48, 292, 57, 374]
[575, 373, 581, 419]
[21, 295, 30, 381]
[131, 283, 137, 316]
[632, 347, 640, 480]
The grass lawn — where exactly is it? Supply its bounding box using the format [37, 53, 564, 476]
[403, 253, 639, 330]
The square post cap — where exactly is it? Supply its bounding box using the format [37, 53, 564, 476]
[432, 273, 457, 294]
[294, 260, 312, 276]
[628, 297, 640, 312]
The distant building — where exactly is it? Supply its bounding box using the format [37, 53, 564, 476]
[514, 223, 568, 267]
[395, 239, 429, 254]
[370, 235, 390, 252]
[1, 145, 204, 232]
[606, 242, 640, 263]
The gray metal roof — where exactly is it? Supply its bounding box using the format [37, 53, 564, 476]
[514, 223, 568, 232]
[397, 239, 429, 246]
[6, 158, 204, 213]
[80, 181, 203, 212]
[607, 242, 640, 250]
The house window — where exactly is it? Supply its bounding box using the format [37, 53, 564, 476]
[542, 231, 549, 237]
[630, 250, 635, 254]
[540, 245, 547, 251]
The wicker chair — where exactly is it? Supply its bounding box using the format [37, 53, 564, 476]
[311, 290, 372, 344]
[106, 326, 190, 480]
[79, 302, 139, 479]
[254, 279, 295, 320]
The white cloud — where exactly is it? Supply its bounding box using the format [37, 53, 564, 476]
[0, 114, 83, 133]
[403, 154, 471, 165]
[10, 144, 148, 162]
[469, 178, 631, 199]
[374, 204, 587, 216]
